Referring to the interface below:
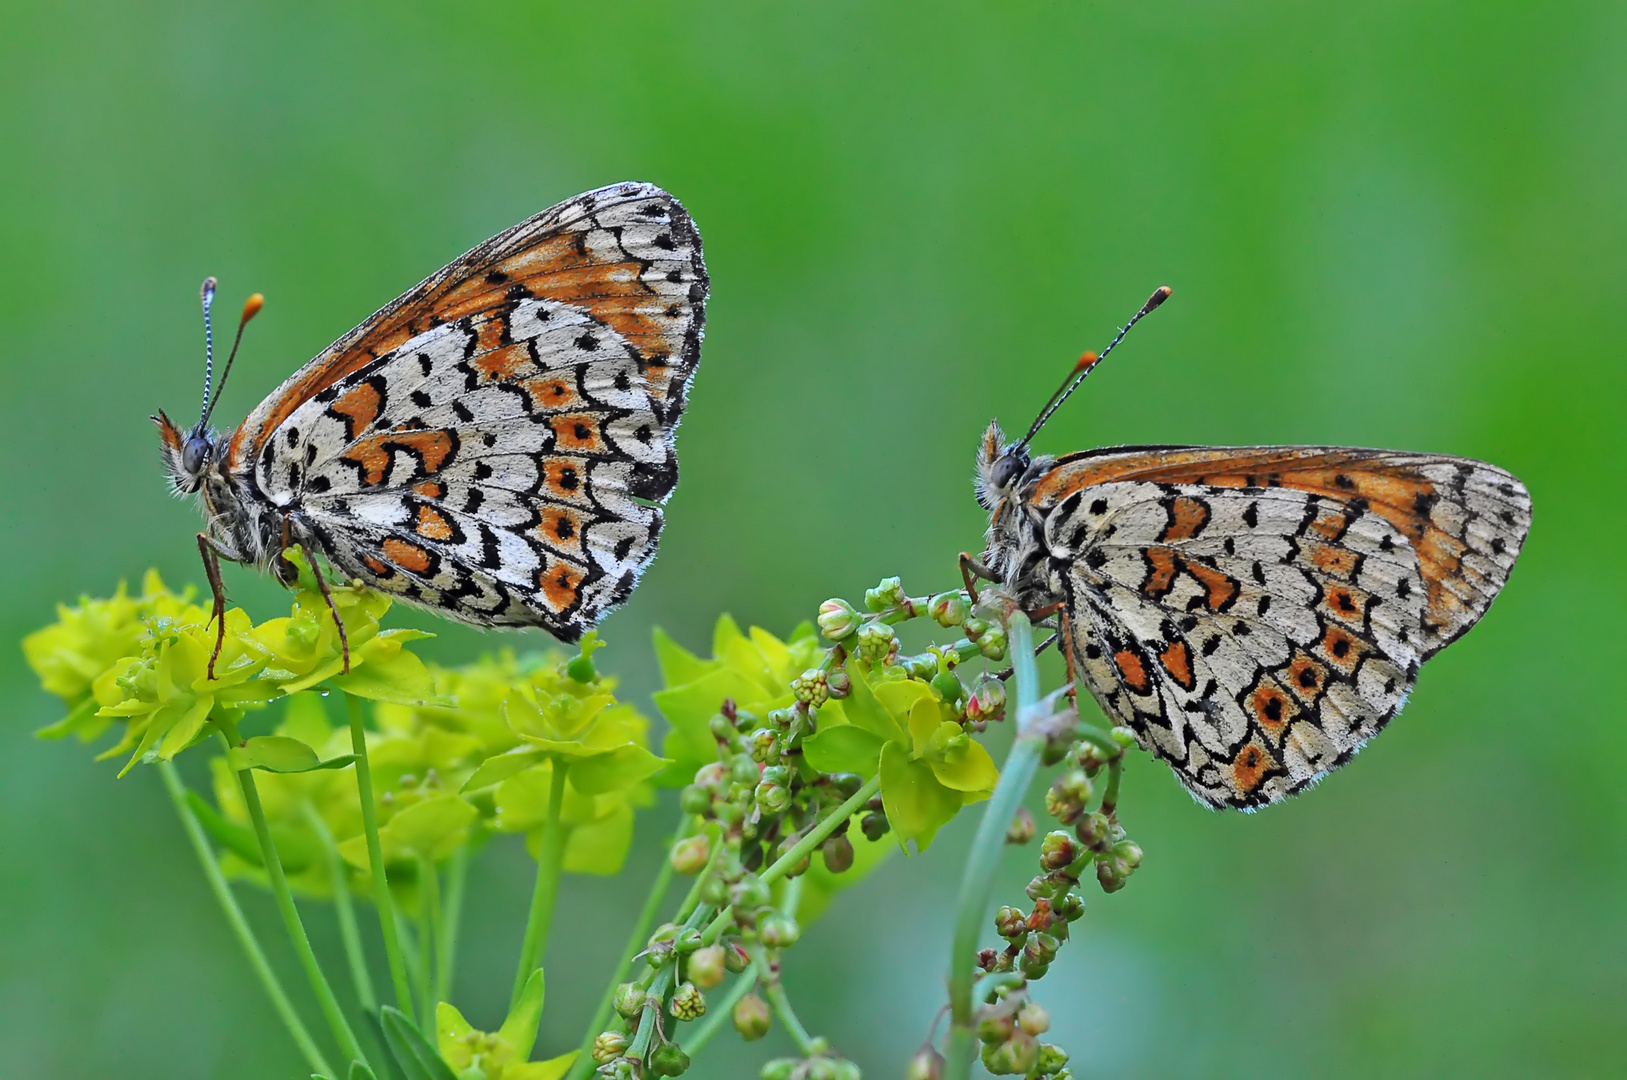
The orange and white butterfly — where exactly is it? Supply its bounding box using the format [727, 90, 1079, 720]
[971, 289, 1531, 810]
[154, 182, 707, 675]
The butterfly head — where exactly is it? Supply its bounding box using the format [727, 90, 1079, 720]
[155, 278, 264, 494]
[975, 421, 1032, 510]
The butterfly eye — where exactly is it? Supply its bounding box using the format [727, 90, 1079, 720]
[181, 436, 211, 475]
[991, 451, 1027, 492]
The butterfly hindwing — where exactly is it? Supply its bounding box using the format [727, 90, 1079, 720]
[234, 182, 707, 638]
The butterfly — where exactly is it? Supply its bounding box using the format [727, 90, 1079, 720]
[154, 182, 708, 676]
[969, 288, 1531, 810]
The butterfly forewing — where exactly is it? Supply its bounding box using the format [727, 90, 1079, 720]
[230, 182, 707, 638]
[1008, 447, 1530, 809]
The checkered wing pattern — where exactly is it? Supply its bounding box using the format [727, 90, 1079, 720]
[1030, 448, 1530, 808]
[228, 182, 708, 637]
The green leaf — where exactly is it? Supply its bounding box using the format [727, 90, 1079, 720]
[879, 740, 961, 853]
[230, 735, 356, 774]
[185, 789, 262, 865]
[568, 743, 666, 794]
[329, 644, 444, 706]
[34, 695, 105, 742]
[801, 725, 886, 777]
[382, 795, 479, 861]
[561, 801, 634, 875]
[461, 746, 548, 792]
[652, 625, 715, 687]
[381, 1005, 457, 1080]
[839, 660, 907, 743]
[348, 1063, 379, 1080]
[497, 969, 547, 1058]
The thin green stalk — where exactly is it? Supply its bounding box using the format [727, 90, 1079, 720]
[1100, 751, 1124, 816]
[944, 611, 1046, 1080]
[346, 692, 416, 1026]
[304, 803, 377, 1012]
[754, 945, 816, 1054]
[418, 854, 443, 1021]
[214, 719, 369, 1068]
[512, 761, 570, 1008]
[684, 970, 757, 1058]
[565, 815, 688, 1080]
[701, 774, 880, 946]
[159, 762, 334, 1077]
[437, 846, 469, 1004]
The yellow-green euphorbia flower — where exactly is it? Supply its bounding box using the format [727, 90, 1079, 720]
[436, 970, 576, 1080]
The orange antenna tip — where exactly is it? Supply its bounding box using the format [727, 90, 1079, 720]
[1073, 351, 1099, 374]
[1145, 285, 1172, 311]
[241, 293, 265, 324]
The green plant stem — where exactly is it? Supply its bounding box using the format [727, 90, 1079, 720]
[418, 854, 443, 1021]
[346, 693, 417, 1027]
[437, 845, 469, 1004]
[1101, 750, 1124, 815]
[512, 760, 570, 1009]
[159, 762, 334, 1077]
[700, 775, 880, 946]
[944, 611, 1046, 1080]
[214, 720, 369, 1068]
[754, 945, 817, 1055]
[564, 815, 689, 1080]
[683, 969, 758, 1058]
[303, 804, 378, 1013]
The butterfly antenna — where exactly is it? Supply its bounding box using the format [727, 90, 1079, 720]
[200, 290, 265, 428]
[197, 277, 217, 425]
[1015, 285, 1172, 452]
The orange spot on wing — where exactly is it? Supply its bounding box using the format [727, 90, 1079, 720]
[472, 343, 533, 383]
[1304, 540, 1360, 580]
[1159, 639, 1195, 690]
[341, 429, 456, 486]
[1142, 549, 1178, 596]
[541, 459, 589, 503]
[415, 506, 454, 541]
[1230, 741, 1276, 795]
[536, 559, 585, 612]
[1318, 625, 1364, 675]
[1284, 653, 1327, 705]
[523, 375, 580, 410]
[550, 414, 604, 452]
[382, 538, 432, 574]
[1113, 648, 1151, 694]
[413, 480, 445, 499]
[1246, 684, 1295, 741]
[332, 382, 382, 440]
[1184, 560, 1239, 611]
[1161, 496, 1209, 542]
[534, 506, 585, 555]
[362, 555, 391, 577]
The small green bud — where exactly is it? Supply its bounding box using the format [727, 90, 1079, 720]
[709, 713, 736, 740]
[1016, 1001, 1051, 1036]
[760, 764, 791, 787]
[650, 922, 680, 944]
[671, 834, 711, 875]
[672, 927, 703, 956]
[929, 591, 971, 627]
[731, 757, 761, 785]
[1035, 1042, 1069, 1073]
[759, 911, 802, 948]
[760, 1057, 797, 1080]
[978, 1012, 1015, 1045]
[830, 772, 863, 798]
[1020, 959, 1050, 981]
[865, 576, 906, 611]
[678, 784, 713, 815]
[930, 669, 964, 703]
[1044, 771, 1091, 825]
[1114, 839, 1144, 870]
[746, 727, 780, 764]
[669, 981, 706, 1021]
[649, 1041, 691, 1076]
[906, 1046, 946, 1080]
[1023, 932, 1060, 968]
[861, 811, 890, 842]
[592, 1030, 629, 1064]
[694, 761, 728, 788]
[965, 675, 1006, 723]
[818, 599, 862, 641]
[1039, 831, 1082, 871]
[1074, 811, 1113, 852]
[793, 668, 830, 706]
[1006, 806, 1036, 845]
[1055, 891, 1086, 922]
[825, 669, 852, 698]
[1024, 874, 1057, 902]
[855, 621, 897, 663]
[731, 874, 771, 910]
[768, 707, 796, 731]
[830, 1059, 861, 1080]
[699, 875, 729, 906]
[687, 944, 726, 989]
[963, 616, 989, 638]
[734, 991, 773, 1040]
[600, 1061, 637, 1080]
[724, 941, 751, 972]
[982, 1031, 1039, 1075]
[1110, 725, 1137, 747]
[613, 982, 646, 1019]
[755, 780, 791, 814]
[821, 834, 855, 873]
[977, 627, 1008, 661]
[994, 905, 1028, 939]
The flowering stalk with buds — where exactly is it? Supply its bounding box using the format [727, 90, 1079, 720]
[22, 560, 1148, 1079]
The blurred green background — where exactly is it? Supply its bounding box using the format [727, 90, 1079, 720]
[2, 2, 1622, 1076]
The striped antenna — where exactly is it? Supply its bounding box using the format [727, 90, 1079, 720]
[1015, 285, 1172, 452]
[197, 277, 217, 424]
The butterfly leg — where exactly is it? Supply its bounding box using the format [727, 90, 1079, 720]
[196, 533, 229, 681]
[301, 542, 351, 674]
[959, 552, 999, 603]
